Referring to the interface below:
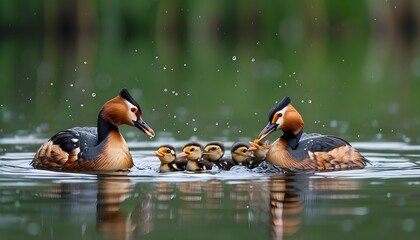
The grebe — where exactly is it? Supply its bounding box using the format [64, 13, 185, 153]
[257, 96, 368, 171]
[31, 88, 155, 171]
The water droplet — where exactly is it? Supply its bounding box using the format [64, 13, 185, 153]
[134, 49, 138, 52]
[183, 63, 187, 67]
[80, 104, 84, 107]
[164, 88, 168, 92]
[193, 127, 197, 132]
[84, 61, 87, 65]
[215, 122, 219, 126]
[50, 82, 54, 86]
[192, 118, 196, 122]
[82, 89, 86, 92]
[163, 66, 167, 70]
[173, 115, 177, 119]
[330, 120, 338, 128]
[232, 56, 237, 61]
[251, 58, 255, 62]
[308, 100, 312, 103]
[70, 84, 74, 87]
[91, 93, 96, 97]
[155, 56, 159, 59]
[301, 100, 305, 103]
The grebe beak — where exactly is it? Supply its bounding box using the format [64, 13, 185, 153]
[154, 150, 165, 157]
[133, 117, 155, 138]
[258, 122, 278, 141]
[176, 152, 189, 158]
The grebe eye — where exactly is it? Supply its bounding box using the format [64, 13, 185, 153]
[278, 113, 283, 117]
[190, 147, 195, 152]
[242, 149, 247, 153]
[166, 150, 171, 153]
[131, 107, 137, 112]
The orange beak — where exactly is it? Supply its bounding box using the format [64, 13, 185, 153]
[154, 150, 165, 157]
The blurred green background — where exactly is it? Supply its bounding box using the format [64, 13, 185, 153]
[1, 0, 420, 143]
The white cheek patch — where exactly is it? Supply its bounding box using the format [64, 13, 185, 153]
[124, 100, 138, 121]
[275, 106, 288, 126]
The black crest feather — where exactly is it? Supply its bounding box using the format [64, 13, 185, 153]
[268, 96, 291, 122]
[119, 88, 142, 112]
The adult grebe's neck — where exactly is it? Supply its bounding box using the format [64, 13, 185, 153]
[97, 110, 119, 143]
[281, 130, 303, 150]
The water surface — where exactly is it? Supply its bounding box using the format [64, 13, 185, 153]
[1, 138, 420, 240]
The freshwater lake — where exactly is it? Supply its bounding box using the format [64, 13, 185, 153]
[1, 137, 420, 240]
[1, 1, 420, 239]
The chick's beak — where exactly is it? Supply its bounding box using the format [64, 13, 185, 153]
[154, 150, 164, 157]
[133, 117, 155, 138]
[258, 122, 278, 141]
[176, 152, 189, 158]
[248, 145, 258, 151]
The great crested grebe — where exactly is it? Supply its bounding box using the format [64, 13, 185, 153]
[31, 88, 155, 171]
[257, 96, 368, 171]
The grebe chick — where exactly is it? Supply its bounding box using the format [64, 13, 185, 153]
[154, 145, 187, 172]
[177, 142, 214, 172]
[257, 96, 368, 171]
[230, 143, 254, 167]
[247, 139, 270, 168]
[31, 88, 155, 172]
[202, 142, 232, 170]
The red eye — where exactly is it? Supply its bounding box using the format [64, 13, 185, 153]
[131, 107, 136, 112]
[278, 113, 283, 117]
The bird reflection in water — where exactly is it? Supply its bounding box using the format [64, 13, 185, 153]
[96, 175, 153, 240]
[35, 173, 363, 239]
[268, 174, 364, 239]
[269, 174, 306, 238]
[37, 174, 154, 240]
